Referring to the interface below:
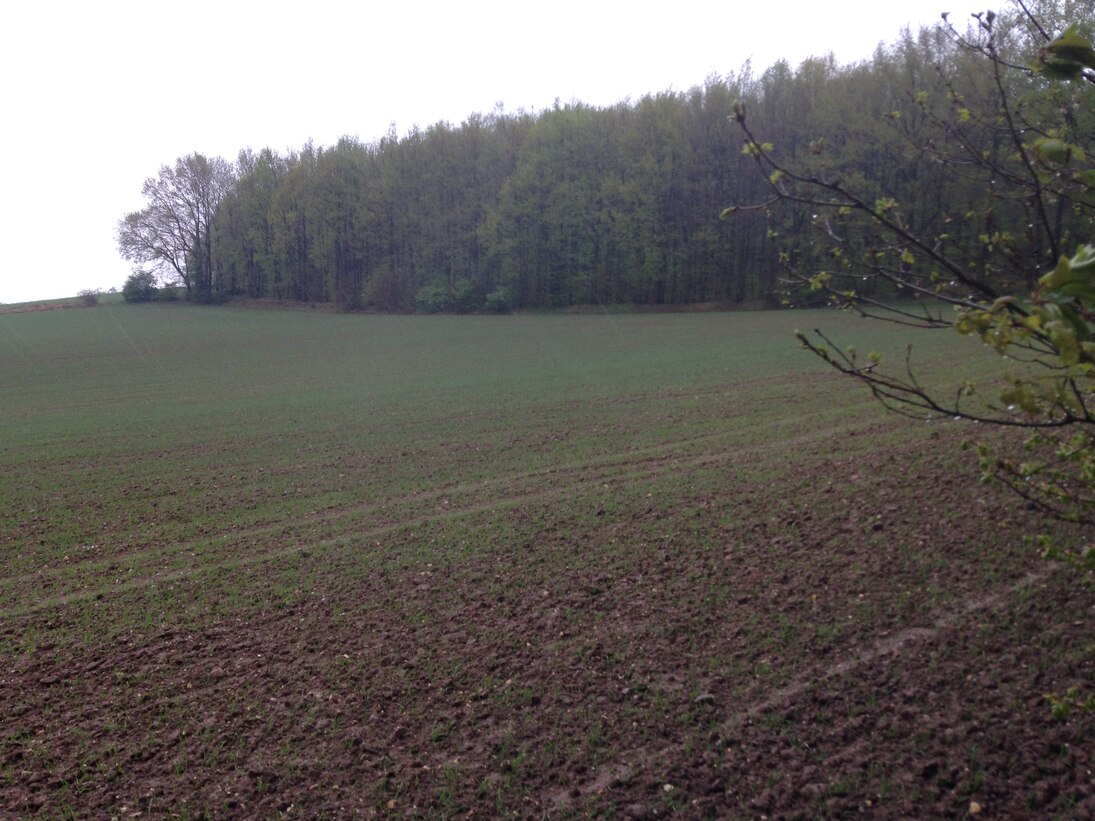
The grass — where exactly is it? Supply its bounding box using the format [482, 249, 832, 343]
[2, 301, 1088, 817]
[3, 305, 874, 590]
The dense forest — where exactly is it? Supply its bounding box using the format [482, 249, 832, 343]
[117, 3, 1095, 311]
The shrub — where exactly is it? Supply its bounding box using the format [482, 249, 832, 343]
[414, 282, 450, 313]
[122, 270, 158, 303]
[189, 288, 231, 305]
[77, 289, 101, 307]
[450, 278, 481, 313]
[484, 286, 512, 313]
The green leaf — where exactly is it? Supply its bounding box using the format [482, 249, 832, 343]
[1033, 137, 1071, 165]
[1045, 26, 1095, 70]
[1076, 169, 1095, 188]
[1040, 255, 1075, 290]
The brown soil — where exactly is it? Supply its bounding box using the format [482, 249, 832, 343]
[0, 301, 85, 315]
[2, 431, 1092, 818]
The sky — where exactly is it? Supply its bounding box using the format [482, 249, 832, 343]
[0, 0, 974, 304]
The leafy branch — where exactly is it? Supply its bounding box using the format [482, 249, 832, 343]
[727, 7, 1095, 543]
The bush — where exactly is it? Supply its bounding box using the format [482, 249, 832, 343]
[484, 286, 512, 313]
[450, 278, 481, 313]
[189, 288, 231, 305]
[414, 282, 450, 313]
[77, 289, 101, 307]
[122, 270, 158, 303]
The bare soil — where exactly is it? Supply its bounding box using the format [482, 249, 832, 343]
[0, 302, 85, 315]
[2, 427, 1092, 819]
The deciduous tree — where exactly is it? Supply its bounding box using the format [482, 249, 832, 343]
[117, 153, 234, 297]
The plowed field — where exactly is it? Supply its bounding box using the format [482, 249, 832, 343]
[1, 304, 1090, 818]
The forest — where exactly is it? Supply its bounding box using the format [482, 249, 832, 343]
[118, 4, 1095, 312]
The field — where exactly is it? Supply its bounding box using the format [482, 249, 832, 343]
[1, 303, 1091, 818]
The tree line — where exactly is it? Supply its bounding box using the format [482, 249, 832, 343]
[118, 6, 1087, 312]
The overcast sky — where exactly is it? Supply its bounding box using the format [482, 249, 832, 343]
[0, 0, 973, 304]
